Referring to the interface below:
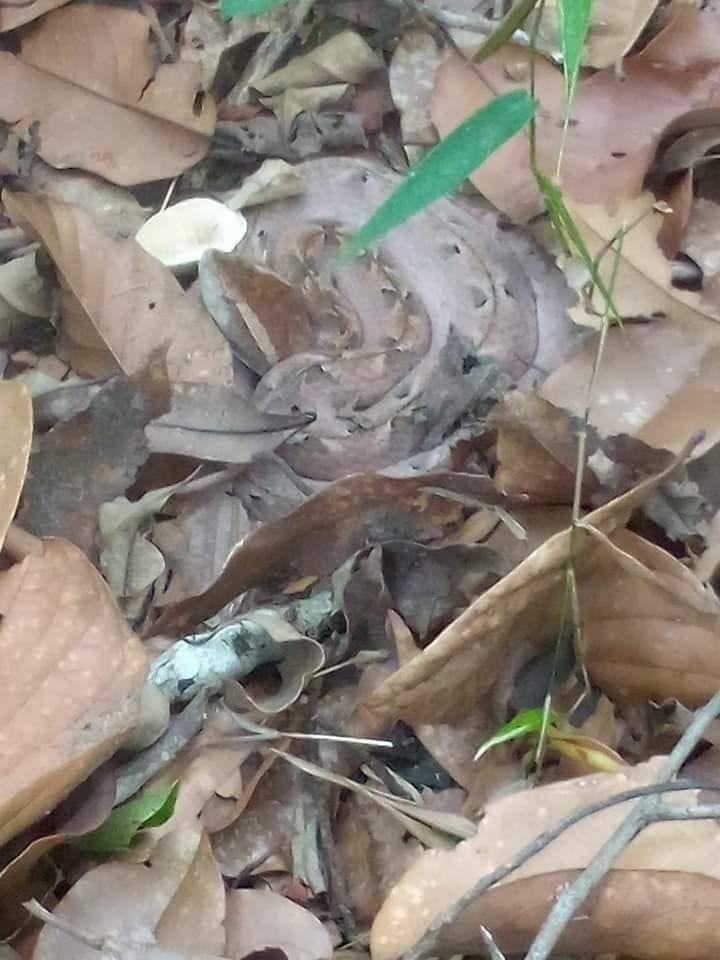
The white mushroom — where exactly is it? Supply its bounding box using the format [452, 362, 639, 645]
[135, 197, 247, 271]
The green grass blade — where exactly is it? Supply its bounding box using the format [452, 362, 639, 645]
[558, 0, 592, 102]
[474, 707, 560, 761]
[473, 0, 540, 65]
[220, 0, 288, 20]
[341, 90, 537, 258]
[535, 171, 620, 322]
[77, 782, 179, 854]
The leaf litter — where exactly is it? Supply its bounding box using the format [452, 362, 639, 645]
[5, 2, 720, 960]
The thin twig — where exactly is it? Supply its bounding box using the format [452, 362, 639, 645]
[403, 778, 716, 960]
[524, 687, 720, 960]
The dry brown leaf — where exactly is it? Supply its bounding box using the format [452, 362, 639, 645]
[255, 30, 382, 95]
[432, 6, 720, 220]
[0, 539, 148, 846]
[489, 392, 599, 503]
[152, 487, 254, 606]
[225, 889, 333, 960]
[146, 382, 314, 462]
[3, 190, 232, 384]
[219, 158, 305, 210]
[0, 380, 32, 552]
[33, 828, 225, 960]
[148, 472, 512, 637]
[0, 0, 68, 34]
[582, 527, 720, 706]
[365, 445, 697, 723]
[0, 5, 215, 185]
[540, 193, 720, 455]
[371, 759, 720, 960]
[19, 376, 169, 556]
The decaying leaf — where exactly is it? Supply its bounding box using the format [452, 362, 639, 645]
[540, 193, 720, 455]
[218, 158, 305, 210]
[365, 444, 700, 722]
[0, 5, 215, 185]
[371, 760, 720, 960]
[0, 539, 148, 846]
[0, 380, 32, 552]
[254, 30, 382, 95]
[3, 190, 233, 384]
[149, 471, 513, 637]
[224, 889, 333, 960]
[33, 828, 225, 960]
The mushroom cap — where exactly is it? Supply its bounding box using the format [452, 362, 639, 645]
[136, 198, 247, 269]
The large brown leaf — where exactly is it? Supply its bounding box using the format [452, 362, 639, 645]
[0, 5, 215, 185]
[0, 539, 148, 846]
[366, 445, 701, 722]
[3, 190, 232, 384]
[0, 380, 32, 552]
[371, 760, 720, 960]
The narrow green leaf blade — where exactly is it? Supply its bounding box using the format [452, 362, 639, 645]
[535, 171, 620, 322]
[77, 782, 179, 854]
[341, 90, 537, 258]
[558, 0, 592, 102]
[473, 0, 540, 65]
[474, 707, 560, 761]
[220, 0, 288, 20]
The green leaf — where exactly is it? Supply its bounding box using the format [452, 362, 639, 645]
[340, 90, 537, 258]
[535, 171, 620, 322]
[77, 782, 179, 854]
[473, 0, 540, 65]
[557, 0, 593, 103]
[474, 707, 560, 761]
[220, 0, 288, 21]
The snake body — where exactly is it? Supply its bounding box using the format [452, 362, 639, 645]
[227, 156, 577, 480]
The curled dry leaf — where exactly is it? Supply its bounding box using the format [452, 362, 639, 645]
[0, 539, 148, 846]
[3, 190, 233, 385]
[371, 760, 720, 960]
[0, 5, 215, 185]
[0, 0, 68, 33]
[33, 828, 225, 960]
[136, 199, 248, 271]
[223, 608, 324, 713]
[254, 30, 382, 95]
[0, 380, 32, 552]
[582, 528, 720, 706]
[432, 6, 720, 220]
[540, 193, 720, 455]
[148, 471, 512, 637]
[366, 445, 697, 723]
[218, 158, 305, 210]
[214, 156, 576, 480]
